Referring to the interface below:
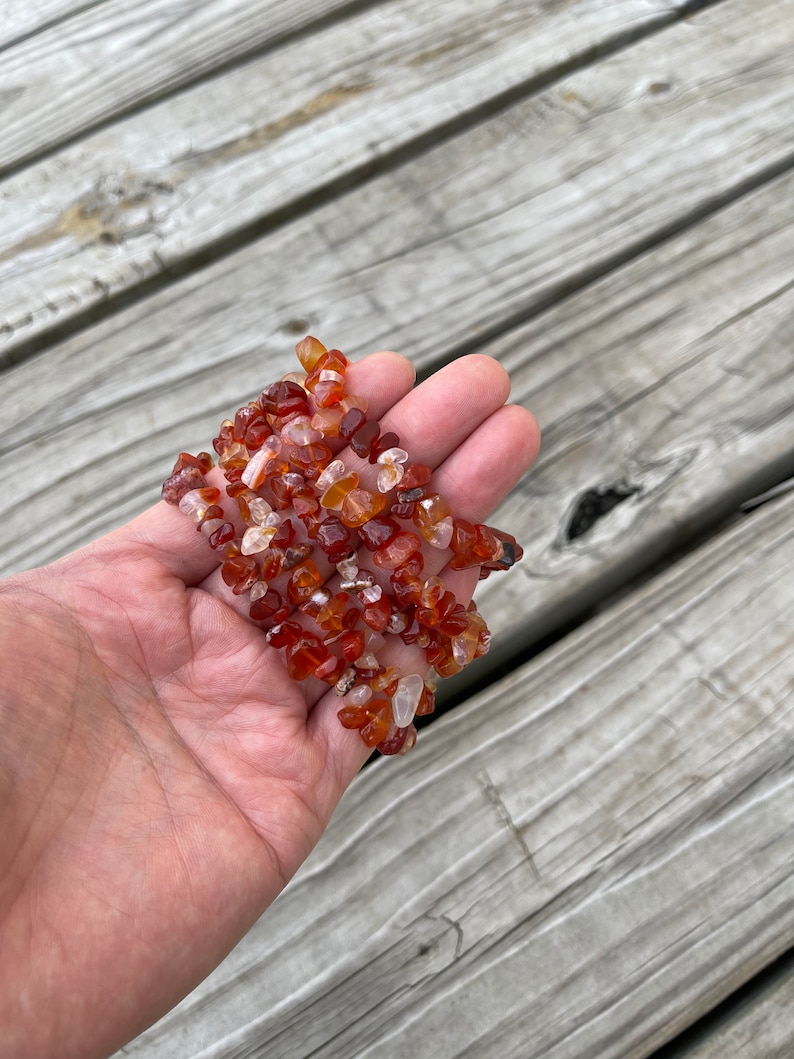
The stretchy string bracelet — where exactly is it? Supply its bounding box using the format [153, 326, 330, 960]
[161, 338, 522, 755]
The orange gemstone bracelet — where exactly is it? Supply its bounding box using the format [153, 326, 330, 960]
[161, 338, 522, 755]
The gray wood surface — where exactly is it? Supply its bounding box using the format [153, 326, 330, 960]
[670, 963, 794, 1059]
[0, 0, 697, 358]
[119, 484, 794, 1058]
[0, 0, 374, 173]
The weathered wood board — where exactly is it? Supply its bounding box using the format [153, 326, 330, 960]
[0, 0, 701, 357]
[118, 478, 794, 1058]
[0, 0, 379, 173]
[669, 961, 794, 1059]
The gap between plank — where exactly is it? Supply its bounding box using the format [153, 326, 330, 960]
[648, 945, 794, 1058]
[0, 0, 111, 58]
[430, 455, 794, 720]
[416, 147, 794, 385]
[0, 0, 729, 373]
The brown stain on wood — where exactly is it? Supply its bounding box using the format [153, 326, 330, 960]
[176, 78, 374, 168]
[1, 79, 371, 265]
[0, 175, 175, 262]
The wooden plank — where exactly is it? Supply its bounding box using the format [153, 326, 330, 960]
[1, 0, 793, 583]
[118, 485, 794, 1057]
[0, 0, 372, 174]
[0, 1, 90, 50]
[0, 0, 697, 359]
[666, 961, 794, 1058]
[470, 165, 794, 658]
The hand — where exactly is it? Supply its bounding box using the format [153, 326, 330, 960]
[0, 351, 539, 1058]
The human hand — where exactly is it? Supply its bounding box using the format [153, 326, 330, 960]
[0, 350, 539, 1058]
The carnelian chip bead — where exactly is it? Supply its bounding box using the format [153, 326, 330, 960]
[316, 591, 352, 632]
[295, 335, 328, 373]
[369, 431, 401, 465]
[376, 446, 409, 492]
[161, 465, 207, 504]
[250, 589, 284, 622]
[314, 370, 346, 408]
[208, 522, 236, 550]
[338, 703, 369, 730]
[161, 336, 523, 757]
[266, 621, 302, 649]
[416, 684, 436, 717]
[311, 406, 345, 436]
[360, 700, 392, 747]
[340, 488, 388, 527]
[392, 673, 424, 727]
[362, 593, 391, 632]
[234, 404, 265, 442]
[320, 472, 360, 510]
[270, 518, 297, 550]
[259, 380, 310, 418]
[341, 630, 365, 662]
[178, 486, 221, 524]
[357, 516, 399, 551]
[338, 407, 368, 442]
[172, 451, 215, 474]
[414, 492, 451, 535]
[221, 555, 258, 595]
[314, 654, 346, 684]
[377, 721, 413, 756]
[315, 516, 353, 561]
[350, 420, 380, 458]
[287, 559, 322, 604]
[399, 463, 432, 491]
[286, 634, 329, 680]
[372, 530, 422, 571]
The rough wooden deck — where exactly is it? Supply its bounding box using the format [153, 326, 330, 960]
[1, 1, 793, 1056]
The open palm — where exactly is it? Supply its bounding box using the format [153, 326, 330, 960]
[0, 350, 539, 1059]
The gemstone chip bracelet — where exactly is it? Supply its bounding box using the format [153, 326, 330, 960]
[161, 337, 522, 755]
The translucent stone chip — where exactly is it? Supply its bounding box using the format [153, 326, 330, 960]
[241, 525, 277, 555]
[391, 673, 424, 727]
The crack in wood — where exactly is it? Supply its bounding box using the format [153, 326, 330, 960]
[479, 767, 541, 882]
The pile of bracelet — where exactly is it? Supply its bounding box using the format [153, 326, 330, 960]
[161, 337, 522, 756]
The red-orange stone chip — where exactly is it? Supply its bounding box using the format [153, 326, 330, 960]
[400, 463, 432, 491]
[378, 720, 414, 756]
[360, 700, 392, 747]
[286, 634, 329, 680]
[357, 516, 399, 551]
[349, 420, 380, 458]
[295, 335, 328, 373]
[220, 555, 258, 594]
[340, 488, 387, 527]
[372, 531, 422, 570]
[287, 559, 322, 604]
[362, 594, 391, 632]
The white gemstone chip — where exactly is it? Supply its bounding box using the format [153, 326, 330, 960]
[392, 673, 424, 727]
[427, 515, 454, 549]
[241, 525, 277, 555]
[317, 460, 347, 491]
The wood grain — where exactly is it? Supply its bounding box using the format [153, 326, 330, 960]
[0, 0, 377, 173]
[118, 483, 794, 1057]
[0, 0, 698, 359]
[3, 0, 790, 376]
[0, 1, 92, 50]
[668, 961, 794, 1058]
